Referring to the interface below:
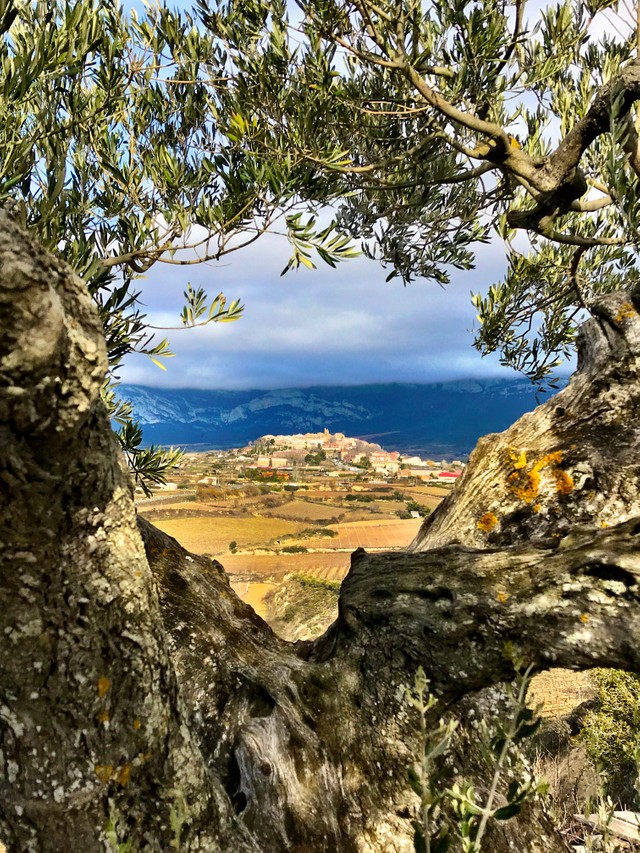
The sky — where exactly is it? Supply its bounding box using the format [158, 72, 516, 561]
[118, 232, 533, 390]
[116, 0, 618, 392]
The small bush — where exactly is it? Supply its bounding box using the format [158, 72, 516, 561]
[299, 527, 336, 538]
[293, 573, 341, 593]
[407, 500, 431, 517]
[282, 545, 308, 554]
[229, 540, 237, 553]
[582, 669, 640, 806]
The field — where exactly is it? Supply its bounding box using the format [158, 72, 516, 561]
[149, 515, 309, 555]
[223, 552, 350, 581]
[529, 669, 595, 718]
[294, 518, 423, 550]
[262, 499, 342, 522]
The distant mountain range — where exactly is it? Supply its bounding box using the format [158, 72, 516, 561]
[118, 379, 567, 459]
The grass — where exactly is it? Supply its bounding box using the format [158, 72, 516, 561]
[293, 573, 341, 593]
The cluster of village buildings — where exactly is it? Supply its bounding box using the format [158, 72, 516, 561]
[244, 429, 464, 482]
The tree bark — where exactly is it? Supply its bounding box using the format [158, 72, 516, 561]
[0, 211, 252, 852]
[2, 211, 640, 851]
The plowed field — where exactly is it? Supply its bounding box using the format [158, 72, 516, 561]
[319, 518, 422, 549]
[264, 500, 342, 521]
[223, 552, 350, 581]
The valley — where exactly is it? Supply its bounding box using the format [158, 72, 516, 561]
[136, 430, 449, 625]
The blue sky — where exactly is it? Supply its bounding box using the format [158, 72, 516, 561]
[119, 229, 534, 390]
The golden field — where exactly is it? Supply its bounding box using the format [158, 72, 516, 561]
[151, 515, 309, 555]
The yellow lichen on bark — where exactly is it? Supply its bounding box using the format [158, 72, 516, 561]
[507, 450, 572, 503]
[553, 468, 574, 495]
[97, 675, 111, 697]
[94, 764, 115, 783]
[477, 511, 498, 533]
[508, 469, 539, 503]
[615, 302, 636, 324]
[115, 764, 131, 787]
[507, 447, 527, 469]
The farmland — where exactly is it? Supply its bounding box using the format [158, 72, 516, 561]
[135, 435, 459, 629]
[137, 445, 597, 719]
[147, 515, 310, 555]
[138, 446, 440, 596]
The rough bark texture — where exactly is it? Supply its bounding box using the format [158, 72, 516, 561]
[2, 210, 640, 852]
[410, 290, 640, 553]
[0, 211, 252, 851]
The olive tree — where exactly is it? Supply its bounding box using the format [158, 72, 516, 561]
[4, 0, 640, 851]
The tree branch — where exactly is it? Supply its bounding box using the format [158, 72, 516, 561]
[322, 518, 640, 697]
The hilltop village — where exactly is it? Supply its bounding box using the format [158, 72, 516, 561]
[155, 428, 465, 494]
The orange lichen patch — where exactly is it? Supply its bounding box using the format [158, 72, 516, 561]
[601, 521, 609, 528]
[496, 591, 510, 604]
[96, 710, 110, 724]
[94, 764, 115, 783]
[97, 676, 111, 697]
[507, 448, 528, 470]
[579, 613, 589, 624]
[615, 302, 636, 324]
[533, 503, 541, 513]
[133, 718, 141, 731]
[553, 468, 574, 495]
[115, 764, 131, 787]
[508, 469, 539, 503]
[508, 450, 570, 504]
[477, 512, 498, 533]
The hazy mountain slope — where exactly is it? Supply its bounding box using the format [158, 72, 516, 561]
[117, 379, 566, 458]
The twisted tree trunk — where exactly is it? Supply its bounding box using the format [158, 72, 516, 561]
[2, 210, 640, 851]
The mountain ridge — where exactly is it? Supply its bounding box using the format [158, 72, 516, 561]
[118, 378, 566, 459]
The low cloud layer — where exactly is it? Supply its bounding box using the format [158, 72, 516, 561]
[119, 232, 530, 390]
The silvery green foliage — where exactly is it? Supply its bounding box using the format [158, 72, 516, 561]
[405, 666, 547, 852]
[212, 0, 640, 385]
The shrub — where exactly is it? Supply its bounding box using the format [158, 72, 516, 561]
[229, 541, 237, 553]
[582, 669, 640, 806]
[299, 528, 337, 538]
[282, 545, 308, 553]
[407, 500, 431, 517]
[293, 574, 341, 593]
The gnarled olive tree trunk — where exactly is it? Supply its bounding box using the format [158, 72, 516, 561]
[2, 211, 640, 852]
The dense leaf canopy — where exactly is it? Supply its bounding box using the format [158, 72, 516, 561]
[209, 0, 640, 382]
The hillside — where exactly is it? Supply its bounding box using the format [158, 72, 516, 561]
[118, 378, 566, 458]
